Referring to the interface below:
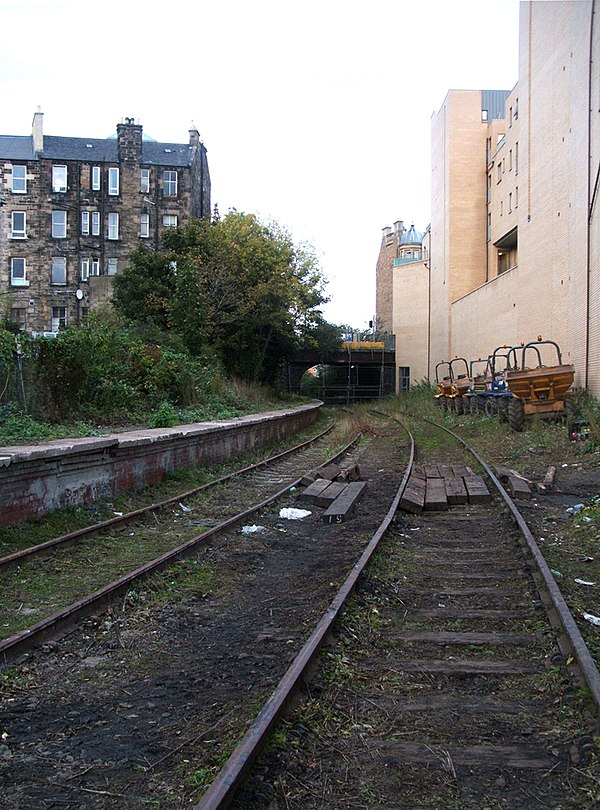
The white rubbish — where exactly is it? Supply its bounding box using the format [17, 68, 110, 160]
[279, 507, 312, 520]
[113, 511, 123, 517]
[574, 578, 596, 587]
[241, 525, 266, 534]
[582, 612, 600, 627]
[179, 503, 192, 513]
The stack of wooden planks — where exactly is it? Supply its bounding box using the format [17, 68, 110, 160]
[297, 463, 368, 524]
[400, 463, 491, 515]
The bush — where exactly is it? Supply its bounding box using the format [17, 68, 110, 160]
[147, 401, 180, 428]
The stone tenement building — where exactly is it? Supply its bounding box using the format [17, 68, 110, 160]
[0, 112, 210, 334]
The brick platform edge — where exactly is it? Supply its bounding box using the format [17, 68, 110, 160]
[0, 401, 322, 527]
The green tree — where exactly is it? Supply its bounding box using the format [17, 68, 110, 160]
[113, 212, 336, 384]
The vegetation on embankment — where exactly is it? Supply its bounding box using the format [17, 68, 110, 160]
[0, 211, 344, 445]
[0, 314, 311, 445]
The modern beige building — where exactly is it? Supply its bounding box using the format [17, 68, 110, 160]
[379, 0, 600, 395]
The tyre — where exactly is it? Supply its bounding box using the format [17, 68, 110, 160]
[508, 397, 525, 432]
[455, 397, 464, 415]
[484, 398, 496, 418]
[498, 399, 509, 423]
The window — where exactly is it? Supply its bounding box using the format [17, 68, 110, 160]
[51, 256, 67, 285]
[91, 258, 100, 277]
[51, 306, 67, 332]
[52, 210, 67, 238]
[163, 214, 178, 228]
[481, 109, 488, 122]
[515, 142, 519, 175]
[92, 166, 101, 191]
[487, 212, 491, 241]
[91, 211, 100, 236]
[107, 212, 119, 239]
[11, 165, 27, 193]
[81, 257, 89, 281]
[140, 169, 150, 193]
[509, 106, 513, 127]
[163, 170, 177, 196]
[81, 211, 90, 235]
[497, 164, 502, 183]
[514, 98, 519, 119]
[10, 258, 28, 286]
[515, 186, 519, 208]
[501, 200, 504, 216]
[107, 258, 118, 276]
[140, 212, 150, 237]
[509, 149, 513, 171]
[509, 192, 512, 213]
[108, 167, 119, 195]
[52, 165, 67, 192]
[487, 173, 492, 203]
[399, 367, 410, 393]
[11, 211, 26, 239]
[9, 309, 26, 331]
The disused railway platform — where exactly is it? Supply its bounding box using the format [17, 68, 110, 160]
[0, 401, 321, 526]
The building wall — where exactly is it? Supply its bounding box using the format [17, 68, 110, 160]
[392, 259, 429, 389]
[590, 0, 600, 392]
[0, 118, 210, 335]
[429, 90, 491, 373]
[429, 1, 598, 394]
[375, 221, 404, 334]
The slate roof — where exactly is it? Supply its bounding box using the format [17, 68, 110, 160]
[0, 134, 195, 167]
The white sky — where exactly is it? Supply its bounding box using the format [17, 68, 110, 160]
[0, 0, 519, 329]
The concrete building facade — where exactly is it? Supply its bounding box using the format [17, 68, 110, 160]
[378, 0, 600, 396]
[0, 112, 210, 334]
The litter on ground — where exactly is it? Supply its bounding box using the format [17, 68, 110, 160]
[241, 525, 267, 534]
[279, 507, 312, 520]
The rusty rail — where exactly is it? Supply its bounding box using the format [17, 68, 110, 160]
[0, 429, 354, 665]
[0, 424, 336, 574]
[194, 419, 415, 809]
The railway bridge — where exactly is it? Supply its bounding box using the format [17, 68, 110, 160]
[286, 342, 396, 403]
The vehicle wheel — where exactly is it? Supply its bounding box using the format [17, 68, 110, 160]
[455, 397, 464, 415]
[474, 396, 484, 413]
[508, 398, 525, 432]
[498, 400, 509, 423]
[484, 398, 496, 418]
[447, 398, 455, 413]
[564, 394, 578, 416]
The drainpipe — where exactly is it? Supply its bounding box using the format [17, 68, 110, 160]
[585, 0, 596, 389]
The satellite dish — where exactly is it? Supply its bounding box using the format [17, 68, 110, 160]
[76, 289, 84, 300]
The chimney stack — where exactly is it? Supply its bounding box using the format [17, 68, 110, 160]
[189, 123, 200, 148]
[32, 107, 44, 154]
[116, 117, 143, 164]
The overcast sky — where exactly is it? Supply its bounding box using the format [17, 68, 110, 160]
[0, 0, 520, 329]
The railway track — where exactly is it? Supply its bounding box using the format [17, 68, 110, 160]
[0, 420, 352, 659]
[198, 416, 600, 810]
[0, 413, 414, 810]
[1, 414, 597, 808]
